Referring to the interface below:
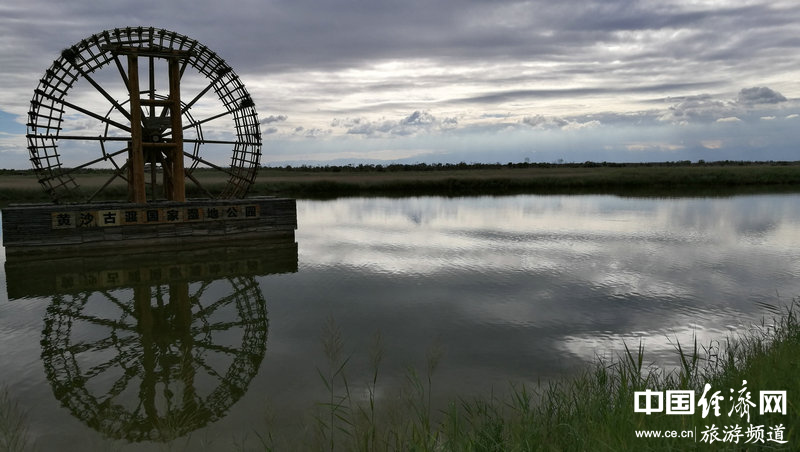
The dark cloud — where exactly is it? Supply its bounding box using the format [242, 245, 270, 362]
[9, 0, 777, 80]
[262, 114, 288, 124]
[450, 82, 721, 106]
[1, 0, 799, 166]
[3, 1, 799, 81]
[292, 127, 330, 138]
[400, 110, 435, 126]
[237, 0, 798, 77]
[737, 87, 788, 105]
[656, 87, 792, 124]
[659, 94, 734, 124]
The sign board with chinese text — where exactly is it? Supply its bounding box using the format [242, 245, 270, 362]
[2, 197, 296, 251]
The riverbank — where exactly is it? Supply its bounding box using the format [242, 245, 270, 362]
[1, 161, 799, 203]
[280, 301, 799, 451]
[253, 161, 800, 199]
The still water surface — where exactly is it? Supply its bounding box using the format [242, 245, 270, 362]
[1, 194, 799, 450]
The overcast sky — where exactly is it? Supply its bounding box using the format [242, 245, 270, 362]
[1, 0, 799, 168]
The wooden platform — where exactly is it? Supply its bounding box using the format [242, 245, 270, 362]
[1, 197, 297, 255]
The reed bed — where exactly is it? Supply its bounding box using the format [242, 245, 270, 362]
[1, 162, 799, 203]
[264, 301, 799, 451]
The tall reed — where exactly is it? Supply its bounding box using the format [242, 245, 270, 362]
[0, 387, 31, 452]
[283, 300, 799, 451]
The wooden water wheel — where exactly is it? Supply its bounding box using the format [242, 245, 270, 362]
[27, 26, 262, 203]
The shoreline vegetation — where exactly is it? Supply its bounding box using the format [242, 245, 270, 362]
[286, 302, 799, 451]
[1, 160, 799, 203]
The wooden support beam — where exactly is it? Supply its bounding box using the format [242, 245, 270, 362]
[168, 57, 186, 202]
[139, 99, 173, 107]
[102, 45, 193, 60]
[127, 55, 147, 204]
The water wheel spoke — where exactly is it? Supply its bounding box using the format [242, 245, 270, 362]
[37, 147, 129, 184]
[68, 334, 137, 356]
[34, 89, 131, 133]
[202, 320, 249, 332]
[80, 345, 141, 381]
[104, 366, 141, 399]
[99, 289, 137, 316]
[181, 109, 233, 131]
[112, 54, 130, 92]
[107, 146, 128, 178]
[183, 138, 242, 145]
[192, 340, 240, 356]
[177, 40, 197, 79]
[182, 151, 242, 180]
[35, 135, 129, 142]
[193, 292, 240, 318]
[190, 281, 213, 301]
[87, 161, 130, 202]
[72, 312, 137, 332]
[80, 70, 132, 121]
[185, 169, 215, 198]
[183, 72, 226, 112]
[83, 357, 133, 381]
[193, 355, 226, 381]
[102, 294, 137, 317]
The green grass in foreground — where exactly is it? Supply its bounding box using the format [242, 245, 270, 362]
[266, 302, 800, 451]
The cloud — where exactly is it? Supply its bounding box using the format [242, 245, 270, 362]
[336, 110, 457, 137]
[701, 140, 724, 149]
[294, 127, 330, 138]
[262, 114, 288, 124]
[520, 114, 602, 131]
[400, 110, 436, 127]
[521, 115, 569, 129]
[737, 87, 787, 106]
[659, 95, 734, 124]
[562, 120, 601, 131]
[625, 142, 685, 152]
[658, 86, 791, 125]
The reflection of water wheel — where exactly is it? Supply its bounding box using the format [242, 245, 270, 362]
[27, 26, 261, 203]
[41, 277, 267, 442]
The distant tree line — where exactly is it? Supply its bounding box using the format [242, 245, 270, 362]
[1, 159, 797, 174]
[262, 160, 799, 173]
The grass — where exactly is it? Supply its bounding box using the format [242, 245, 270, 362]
[1, 161, 800, 204]
[0, 387, 31, 452]
[260, 301, 800, 451]
[249, 162, 800, 199]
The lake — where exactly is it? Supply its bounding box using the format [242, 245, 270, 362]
[1, 193, 799, 450]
